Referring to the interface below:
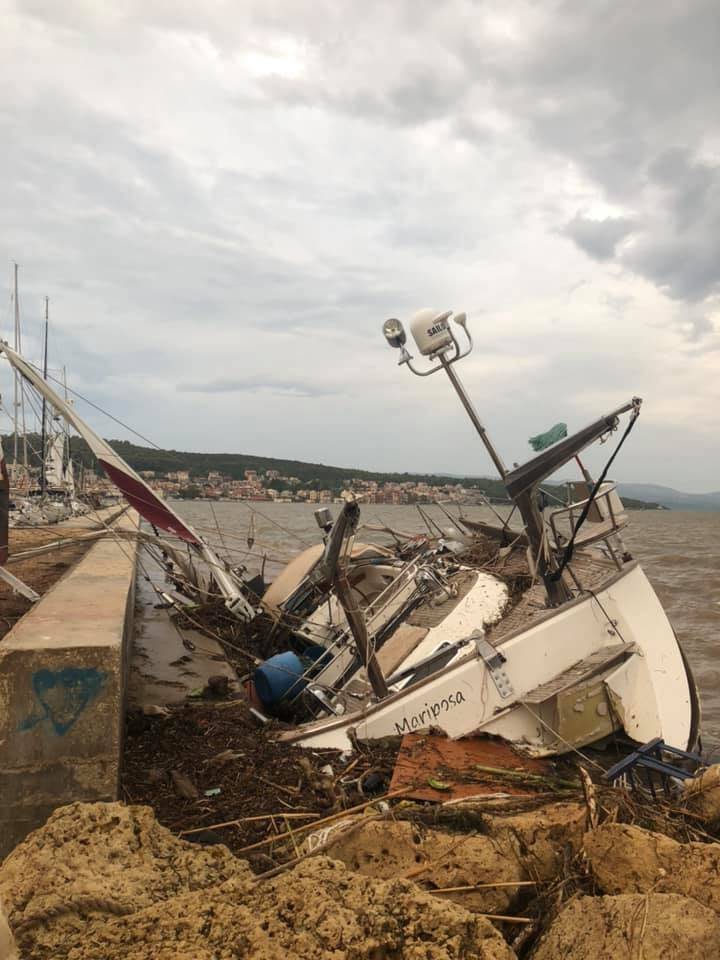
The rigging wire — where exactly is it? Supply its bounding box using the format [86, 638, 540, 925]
[549, 405, 641, 583]
[239, 502, 315, 547]
[4, 355, 163, 450]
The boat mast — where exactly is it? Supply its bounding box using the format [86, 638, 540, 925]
[10, 264, 29, 470]
[0, 340, 257, 623]
[438, 355, 507, 478]
[382, 310, 569, 605]
[62, 365, 74, 496]
[12, 264, 18, 465]
[39, 297, 49, 498]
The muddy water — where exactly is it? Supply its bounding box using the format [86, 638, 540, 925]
[176, 501, 720, 749]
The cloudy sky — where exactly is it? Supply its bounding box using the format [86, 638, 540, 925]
[1, 0, 718, 491]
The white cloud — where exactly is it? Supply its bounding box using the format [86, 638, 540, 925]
[0, 0, 717, 492]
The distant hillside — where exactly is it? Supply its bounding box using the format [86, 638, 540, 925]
[3, 432, 516, 498]
[3, 432, 658, 507]
[617, 483, 720, 512]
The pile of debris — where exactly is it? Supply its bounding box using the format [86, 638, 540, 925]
[6, 739, 720, 957]
[122, 700, 400, 861]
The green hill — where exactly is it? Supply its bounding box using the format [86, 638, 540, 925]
[2, 432, 658, 508]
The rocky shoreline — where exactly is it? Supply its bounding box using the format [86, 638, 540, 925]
[2, 759, 720, 959]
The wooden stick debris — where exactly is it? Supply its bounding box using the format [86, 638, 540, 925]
[333, 755, 360, 786]
[468, 763, 580, 790]
[253, 814, 385, 881]
[474, 914, 534, 925]
[255, 775, 300, 797]
[179, 812, 319, 836]
[430, 881, 540, 893]
[235, 788, 411, 854]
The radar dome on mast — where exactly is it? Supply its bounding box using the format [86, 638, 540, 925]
[409, 308, 453, 357]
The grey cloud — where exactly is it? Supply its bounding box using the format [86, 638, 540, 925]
[563, 214, 634, 261]
[625, 151, 720, 304]
[254, 1, 720, 318]
[648, 148, 716, 229]
[2, 0, 719, 487]
[262, 61, 468, 128]
[177, 376, 335, 397]
[484, 2, 720, 315]
[0, 95, 406, 341]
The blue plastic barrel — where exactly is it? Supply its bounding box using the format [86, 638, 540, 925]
[254, 651, 308, 707]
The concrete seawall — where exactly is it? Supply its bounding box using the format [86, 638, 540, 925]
[0, 513, 138, 857]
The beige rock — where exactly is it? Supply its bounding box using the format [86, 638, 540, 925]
[320, 803, 586, 916]
[683, 764, 720, 826]
[321, 818, 527, 914]
[533, 893, 720, 960]
[0, 899, 19, 960]
[0, 803, 516, 960]
[584, 822, 720, 912]
[484, 802, 586, 878]
[0, 802, 251, 959]
[65, 859, 516, 960]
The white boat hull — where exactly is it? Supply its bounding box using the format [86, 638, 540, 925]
[283, 562, 696, 754]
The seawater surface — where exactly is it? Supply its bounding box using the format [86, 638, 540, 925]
[176, 501, 720, 750]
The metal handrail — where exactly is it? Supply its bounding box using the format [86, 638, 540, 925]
[548, 483, 628, 561]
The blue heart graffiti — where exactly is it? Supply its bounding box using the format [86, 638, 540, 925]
[20, 667, 106, 736]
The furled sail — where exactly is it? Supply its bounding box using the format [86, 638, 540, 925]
[0, 436, 8, 565]
[0, 341, 256, 620]
[45, 429, 67, 491]
[0, 342, 200, 543]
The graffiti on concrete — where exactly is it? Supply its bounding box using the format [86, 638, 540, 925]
[19, 667, 106, 736]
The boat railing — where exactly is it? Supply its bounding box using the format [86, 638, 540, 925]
[294, 554, 435, 712]
[548, 482, 629, 563]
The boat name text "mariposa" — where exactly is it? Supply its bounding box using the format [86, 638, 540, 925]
[394, 690, 467, 735]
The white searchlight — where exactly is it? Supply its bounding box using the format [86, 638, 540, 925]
[382, 317, 407, 349]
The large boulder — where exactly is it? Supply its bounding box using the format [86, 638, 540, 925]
[0, 802, 252, 958]
[484, 802, 586, 878]
[63, 858, 517, 960]
[320, 818, 526, 915]
[0, 899, 19, 960]
[683, 764, 720, 827]
[584, 822, 720, 912]
[320, 802, 586, 916]
[533, 893, 720, 959]
[0, 802, 516, 960]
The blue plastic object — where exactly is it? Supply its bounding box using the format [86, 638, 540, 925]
[254, 651, 309, 707]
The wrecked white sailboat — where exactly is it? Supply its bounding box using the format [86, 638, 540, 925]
[0, 309, 699, 760]
[263, 310, 699, 756]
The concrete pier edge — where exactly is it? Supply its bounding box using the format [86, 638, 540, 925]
[0, 512, 138, 858]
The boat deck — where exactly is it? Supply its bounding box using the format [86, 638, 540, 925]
[487, 547, 619, 646]
[339, 546, 620, 707]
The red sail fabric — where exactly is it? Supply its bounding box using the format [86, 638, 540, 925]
[99, 460, 199, 544]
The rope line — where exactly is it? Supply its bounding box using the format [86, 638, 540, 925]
[550, 404, 641, 583]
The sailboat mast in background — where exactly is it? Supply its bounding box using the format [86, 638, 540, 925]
[39, 296, 49, 498]
[11, 263, 28, 469]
